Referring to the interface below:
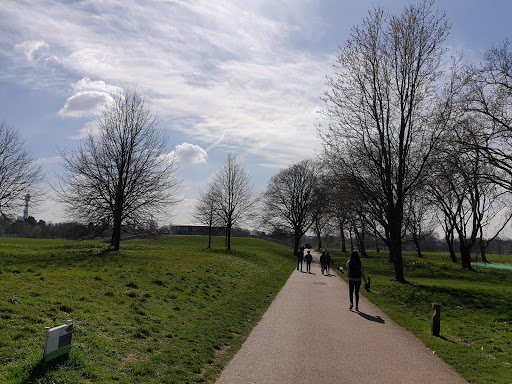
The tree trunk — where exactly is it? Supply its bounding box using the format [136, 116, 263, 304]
[208, 223, 212, 248]
[111, 215, 122, 251]
[358, 237, 367, 257]
[389, 223, 405, 282]
[460, 242, 473, 270]
[355, 227, 367, 257]
[412, 231, 423, 258]
[293, 229, 302, 256]
[315, 226, 323, 250]
[479, 238, 490, 263]
[339, 220, 347, 252]
[226, 223, 232, 251]
[445, 234, 457, 262]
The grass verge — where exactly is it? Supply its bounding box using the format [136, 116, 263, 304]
[330, 250, 512, 384]
[0, 236, 295, 383]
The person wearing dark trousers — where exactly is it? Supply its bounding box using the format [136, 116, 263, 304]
[296, 247, 304, 272]
[346, 251, 367, 311]
[320, 251, 327, 275]
[305, 251, 313, 273]
[326, 252, 332, 275]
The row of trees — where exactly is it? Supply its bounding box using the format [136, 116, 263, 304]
[190, 0, 510, 284]
[314, 0, 512, 281]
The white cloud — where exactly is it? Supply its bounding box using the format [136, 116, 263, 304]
[58, 77, 122, 118]
[72, 77, 122, 94]
[172, 143, 208, 166]
[58, 90, 113, 118]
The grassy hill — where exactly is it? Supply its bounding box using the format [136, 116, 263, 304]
[0, 236, 295, 383]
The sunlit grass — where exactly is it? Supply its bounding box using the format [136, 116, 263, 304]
[0, 236, 295, 383]
[330, 250, 512, 384]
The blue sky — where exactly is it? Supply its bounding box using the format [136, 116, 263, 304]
[0, 0, 511, 226]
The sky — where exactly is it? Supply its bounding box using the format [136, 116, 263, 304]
[0, 0, 511, 227]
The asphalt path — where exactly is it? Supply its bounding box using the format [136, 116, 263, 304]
[216, 250, 467, 384]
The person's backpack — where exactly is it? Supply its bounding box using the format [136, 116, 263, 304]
[348, 260, 361, 278]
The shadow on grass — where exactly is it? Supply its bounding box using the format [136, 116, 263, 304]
[23, 355, 70, 384]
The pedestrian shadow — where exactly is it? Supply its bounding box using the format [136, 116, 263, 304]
[357, 311, 385, 324]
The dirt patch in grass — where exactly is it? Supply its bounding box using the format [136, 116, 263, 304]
[453, 336, 475, 346]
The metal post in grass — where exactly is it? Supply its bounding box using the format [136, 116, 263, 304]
[44, 320, 73, 362]
[431, 304, 441, 337]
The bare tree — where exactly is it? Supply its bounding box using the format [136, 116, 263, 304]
[318, 0, 451, 281]
[404, 192, 437, 258]
[311, 174, 330, 250]
[262, 159, 319, 255]
[0, 121, 42, 218]
[57, 90, 181, 251]
[193, 182, 221, 248]
[427, 119, 504, 270]
[464, 39, 512, 192]
[324, 168, 352, 253]
[213, 153, 256, 251]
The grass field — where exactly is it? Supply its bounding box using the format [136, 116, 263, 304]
[0, 236, 295, 384]
[2, 236, 512, 383]
[330, 250, 512, 384]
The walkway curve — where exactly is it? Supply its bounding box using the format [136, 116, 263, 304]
[216, 250, 466, 384]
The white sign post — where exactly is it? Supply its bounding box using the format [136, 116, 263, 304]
[44, 320, 73, 362]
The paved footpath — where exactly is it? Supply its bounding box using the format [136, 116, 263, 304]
[216, 250, 467, 384]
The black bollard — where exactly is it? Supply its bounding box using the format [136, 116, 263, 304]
[431, 303, 441, 337]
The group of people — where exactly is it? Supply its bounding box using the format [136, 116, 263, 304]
[296, 247, 313, 273]
[296, 248, 333, 275]
[296, 247, 368, 312]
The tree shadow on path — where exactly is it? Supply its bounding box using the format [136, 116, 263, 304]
[357, 311, 385, 324]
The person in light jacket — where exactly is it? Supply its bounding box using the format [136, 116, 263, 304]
[346, 251, 367, 312]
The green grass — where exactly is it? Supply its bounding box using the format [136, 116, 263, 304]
[0, 236, 295, 383]
[330, 250, 512, 384]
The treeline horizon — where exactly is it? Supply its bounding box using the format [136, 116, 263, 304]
[4, 214, 511, 260]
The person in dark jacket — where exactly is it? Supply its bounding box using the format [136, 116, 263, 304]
[296, 247, 304, 271]
[304, 250, 313, 273]
[320, 251, 327, 275]
[326, 252, 332, 275]
[346, 251, 367, 311]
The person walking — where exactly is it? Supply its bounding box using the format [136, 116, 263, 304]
[346, 251, 367, 311]
[326, 252, 332, 275]
[296, 247, 304, 272]
[320, 251, 327, 275]
[305, 250, 313, 273]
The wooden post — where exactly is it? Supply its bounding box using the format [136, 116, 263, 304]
[431, 303, 441, 337]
